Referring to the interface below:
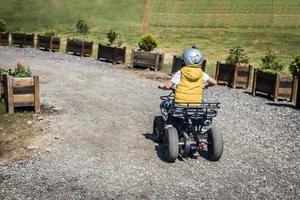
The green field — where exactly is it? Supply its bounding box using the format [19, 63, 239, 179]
[1, 0, 300, 75]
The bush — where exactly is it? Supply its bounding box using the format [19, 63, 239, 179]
[45, 31, 55, 37]
[106, 29, 117, 46]
[138, 34, 157, 52]
[225, 46, 249, 65]
[260, 49, 284, 73]
[76, 20, 89, 35]
[0, 19, 7, 32]
[0, 64, 32, 77]
[289, 55, 300, 77]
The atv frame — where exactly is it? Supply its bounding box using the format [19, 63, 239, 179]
[153, 92, 223, 162]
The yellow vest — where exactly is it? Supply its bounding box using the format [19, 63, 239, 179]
[175, 65, 203, 103]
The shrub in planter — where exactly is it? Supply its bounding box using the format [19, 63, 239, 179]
[289, 55, 300, 108]
[252, 49, 295, 101]
[132, 34, 163, 70]
[0, 19, 7, 32]
[98, 30, 126, 64]
[45, 31, 55, 37]
[138, 34, 157, 52]
[225, 46, 249, 65]
[216, 46, 252, 89]
[2, 63, 40, 113]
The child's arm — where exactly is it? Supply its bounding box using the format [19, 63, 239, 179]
[203, 75, 217, 88]
[159, 81, 174, 90]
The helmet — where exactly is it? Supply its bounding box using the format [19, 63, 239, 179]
[181, 48, 203, 66]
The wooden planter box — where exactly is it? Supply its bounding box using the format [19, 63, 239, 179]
[215, 62, 253, 89]
[37, 35, 61, 52]
[2, 74, 40, 114]
[97, 44, 126, 64]
[12, 33, 34, 47]
[131, 49, 164, 71]
[0, 32, 9, 46]
[171, 55, 207, 75]
[66, 39, 93, 57]
[252, 70, 295, 102]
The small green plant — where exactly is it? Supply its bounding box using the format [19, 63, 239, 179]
[138, 34, 158, 52]
[105, 29, 123, 47]
[260, 49, 284, 73]
[76, 20, 89, 35]
[289, 55, 300, 77]
[225, 46, 249, 65]
[11, 63, 32, 78]
[106, 29, 117, 46]
[45, 31, 55, 37]
[0, 64, 32, 78]
[0, 19, 8, 32]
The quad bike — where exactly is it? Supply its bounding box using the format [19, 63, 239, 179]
[153, 89, 223, 163]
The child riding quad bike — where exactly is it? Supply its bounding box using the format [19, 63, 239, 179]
[154, 48, 223, 163]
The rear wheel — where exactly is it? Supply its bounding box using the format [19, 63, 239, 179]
[153, 116, 164, 142]
[207, 125, 223, 161]
[164, 127, 179, 163]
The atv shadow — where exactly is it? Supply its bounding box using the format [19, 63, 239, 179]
[143, 132, 168, 163]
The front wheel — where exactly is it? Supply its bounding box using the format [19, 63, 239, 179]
[164, 127, 179, 163]
[207, 125, 223, 161]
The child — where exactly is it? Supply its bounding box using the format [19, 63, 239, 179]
[159, 47, 217, 103]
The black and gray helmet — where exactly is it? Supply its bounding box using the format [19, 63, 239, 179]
[181, 48, 203, 66]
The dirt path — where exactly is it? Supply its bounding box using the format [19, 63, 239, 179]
[0, 46, 299, 199]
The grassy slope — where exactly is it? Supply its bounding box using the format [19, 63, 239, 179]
[0, 0, 300, 75]
[149, 0, 300, 75]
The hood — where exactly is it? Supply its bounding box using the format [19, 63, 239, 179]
[181, 66, 202, 82]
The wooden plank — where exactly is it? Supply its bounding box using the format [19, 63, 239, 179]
[278, 88, 292, 95]
[130, 49, 134, 67]
[97, 44, 101, 60]
[122, 47, 126, 63]
[273, 74, 279, 102]
[291, 77, 298, 103]
[232, 65, 238, 88]
[236, 76, 248, 82]
[6, 75, 14, 114]
[215, 61, 220, 83]
[247, 65, 254, 91]
[252, 69, 257, 96]
[13, 94, 34, 104]
[12, 78, 34, 87]
[296, 79, 300, 109]
[0, 74, 3, 96]
[155, 53, 160, 71]
[34, 76, 40, 113]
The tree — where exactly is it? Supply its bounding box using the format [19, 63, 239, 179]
[260, 49, 284, 73]
[76, 20, 89, 35]
[0, 19, 8, 32]
[225, 46, 249, 65]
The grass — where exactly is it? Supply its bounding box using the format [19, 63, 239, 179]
[0, 0, 300, 75]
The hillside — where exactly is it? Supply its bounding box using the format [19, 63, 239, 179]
[0, 0, 300, 73]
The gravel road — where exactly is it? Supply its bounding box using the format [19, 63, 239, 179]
[0, 46, 299, 200]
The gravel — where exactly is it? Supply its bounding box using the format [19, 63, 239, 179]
[0, 46, 299, 200]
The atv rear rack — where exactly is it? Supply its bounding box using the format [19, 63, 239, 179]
[171, 102, 220, 119]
